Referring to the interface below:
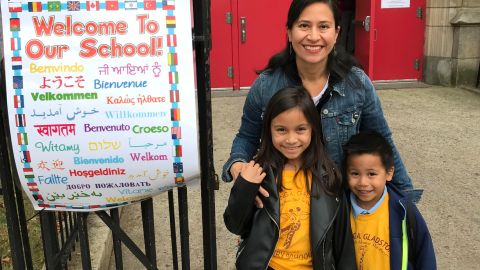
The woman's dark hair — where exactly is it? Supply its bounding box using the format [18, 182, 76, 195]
[260, 0, 360, 84]
[342, 131, 395, 171]
[255, 87, 341, 196]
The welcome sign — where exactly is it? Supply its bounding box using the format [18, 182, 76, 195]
[1, 0, 200, 211]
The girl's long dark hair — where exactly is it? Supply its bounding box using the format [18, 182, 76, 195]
[255, 87, 341, 196]
[260, 0, 360, 85]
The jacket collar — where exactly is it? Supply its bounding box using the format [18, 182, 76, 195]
[283, 68, 347, 98]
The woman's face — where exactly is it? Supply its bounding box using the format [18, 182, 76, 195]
[288, 3, 339, 68]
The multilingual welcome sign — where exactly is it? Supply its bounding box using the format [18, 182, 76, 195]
[1, 0, 200, 211]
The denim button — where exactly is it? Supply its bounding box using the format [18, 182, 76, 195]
[322, 109, 329, 114]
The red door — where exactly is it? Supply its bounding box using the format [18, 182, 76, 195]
[355, 0, 425, 81]
[210, 0, 290, 89]
[210, 0, 234, 89]
[234, 2, 290, 89]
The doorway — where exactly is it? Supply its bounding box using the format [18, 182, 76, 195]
[209, 0, 426, 89]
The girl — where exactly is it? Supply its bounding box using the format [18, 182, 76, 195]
[224, 87, 355, 270]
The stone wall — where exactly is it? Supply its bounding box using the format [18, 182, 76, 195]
[424, 0, 480, 89]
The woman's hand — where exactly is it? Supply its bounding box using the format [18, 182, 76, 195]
[230, 161, 245, 181]
[231, 161, 270, 208]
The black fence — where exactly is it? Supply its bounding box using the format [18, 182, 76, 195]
[0, 0, 216, 269]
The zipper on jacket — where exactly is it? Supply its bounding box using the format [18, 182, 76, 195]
[398, 200, 409, 270]
[236, 242, 246, 260]
[323, 241, 326, 269]
[316, 196, 341, 269]
[264, 208, 280, 270]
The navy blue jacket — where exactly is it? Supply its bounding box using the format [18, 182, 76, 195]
[349, 183, 436, 270]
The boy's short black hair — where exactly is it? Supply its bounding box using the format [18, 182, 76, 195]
[343, 131, 394, 170]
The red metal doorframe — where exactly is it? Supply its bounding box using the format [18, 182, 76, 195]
[231, 0, 240, 89]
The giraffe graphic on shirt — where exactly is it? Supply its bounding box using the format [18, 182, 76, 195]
[281, 207, 302, 248]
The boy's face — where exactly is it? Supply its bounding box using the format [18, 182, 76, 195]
[346, 153, 394, 210]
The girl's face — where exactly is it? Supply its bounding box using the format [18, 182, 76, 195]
[271, 107, 312, 168]
[288, 2, 339, 68]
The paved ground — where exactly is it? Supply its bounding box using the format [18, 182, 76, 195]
[73, 85, 480, 269]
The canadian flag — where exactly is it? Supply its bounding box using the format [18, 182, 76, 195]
[87, 1, 100, 11]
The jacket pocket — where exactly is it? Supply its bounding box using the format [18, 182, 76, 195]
[335, 108, 360, 145]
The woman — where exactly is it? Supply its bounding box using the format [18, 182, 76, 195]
[222, 0, 419, 203]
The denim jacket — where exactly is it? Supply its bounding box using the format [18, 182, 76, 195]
[222, 67, 416, 194]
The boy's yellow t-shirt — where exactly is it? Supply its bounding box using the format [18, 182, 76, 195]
[269, 170, 312, 270]
[350, 192, 390, 270]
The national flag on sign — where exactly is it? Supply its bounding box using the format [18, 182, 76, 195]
[169, 71, 178, 84]
[17, 132, 28, 145]
[9, 1, 22, 12]
[171, 108, 180, 121]
[162, 0, 174, 10]
[15, 114, 26, 127]
[11, 37, 21, 51]
[28, 2, 43, 12]
[167, 34, 177, 47]
[34, 194, 45, 201]
[13, 76, 23, 89]
[173, 145, 182, 157]
[47, 1, 61, 11]
[21, 151, 31, 163]
[171, 127, 181, 139]
[106, 0, 119, 10]
[67, 1, 80, 11]
[14, 95, 24, 108]
[170, 90, 180, 102]
[166, 16, 176, 28]
[12, 56, 22, 70]
[173, 162, 183, 173]
[125, 0, 138, 10]
[144, 0, 156, 10]
[168, 53, 178, 66]
[10, 18, 20, 31]
[24, 168, 34, 178]
[175, 176, 184, 184]
[86, 1, 100, 11]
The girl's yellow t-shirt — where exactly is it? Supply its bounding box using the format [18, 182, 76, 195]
[269, 170, 312, 270]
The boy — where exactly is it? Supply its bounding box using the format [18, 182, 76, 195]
[343, 131, 436, 270]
